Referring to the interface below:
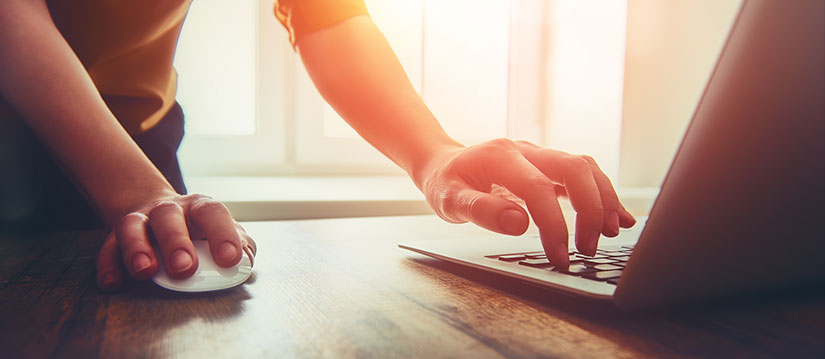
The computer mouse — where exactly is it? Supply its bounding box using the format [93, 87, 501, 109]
[152, 239, 253, 292]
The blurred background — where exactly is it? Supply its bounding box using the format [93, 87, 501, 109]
[172, 0, 741, 221]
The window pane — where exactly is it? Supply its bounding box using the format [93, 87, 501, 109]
[422, 0, 510, 145]
[175, 0, 256, 135]
[543, 0, 627, 180]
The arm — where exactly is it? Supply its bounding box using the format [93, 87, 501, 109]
[295, 16, 635, 265]
[0, 1, 253, 290]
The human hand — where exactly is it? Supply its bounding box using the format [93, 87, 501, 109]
[417, 139, 635, 268]
[95, 193, 257, 291]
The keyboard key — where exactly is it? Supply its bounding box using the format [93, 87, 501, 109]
[568, 255, 584, 263]
[607, 278, 621, 285]
[555, 264, 596, 275]
[592, 264, 623, 271]
[498, 254, 527, 262]
[605, 252, 631, 257]
[576, 254, 609, 259]
[612, 256, 631, 262]
[583, 258, 618, 265]
[621, 245, 635, 250]
[526, 254, 547, 260]
[598, 245, 625, 252]
[583, 270, 623, 281]
[518, 259, 554, 268]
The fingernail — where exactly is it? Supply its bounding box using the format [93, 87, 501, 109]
[498, 209, 526, 234]
[131, 252, 152, 273]
[609, 211, 620, 233]
[218, 242, 238, 263]
[170, 249, 193, 273]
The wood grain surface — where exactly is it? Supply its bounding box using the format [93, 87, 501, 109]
[1, 215, 823, 359]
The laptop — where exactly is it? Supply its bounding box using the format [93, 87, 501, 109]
[400, 0, 825, 310]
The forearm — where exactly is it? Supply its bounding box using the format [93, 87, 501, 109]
[0, 1, 176, 226]
[295, 16, 462, 187]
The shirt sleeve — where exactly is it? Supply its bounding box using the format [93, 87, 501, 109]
[274, 0, 370, 47]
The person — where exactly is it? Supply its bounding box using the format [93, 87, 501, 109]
[0, 0, 635, 291]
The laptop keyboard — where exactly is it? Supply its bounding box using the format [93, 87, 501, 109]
[485, 244, 635, 285]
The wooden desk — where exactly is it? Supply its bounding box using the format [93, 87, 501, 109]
[2, 215, 823, 358]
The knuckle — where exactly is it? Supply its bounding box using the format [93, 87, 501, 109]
[439, 188, 461, 214]
[154, 227, 189, 242]
[186, 193, 213, 200]
[190, 198, 228, 217]
[150, 201, 182, 216]
[525, 178, 558, 198]
[487, 137, 516, 150]
[515, 139, 536, 147]
[563, 155, 592, 175]
[120, 242, 149, 255]
[117, 212, 147, 229]
[466, 194, 489, 220]
[580, 155, 597, 165]
[431, 186, 465, 223]
[525, 173, 555, 188]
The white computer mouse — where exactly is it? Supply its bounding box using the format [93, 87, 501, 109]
[152, 239, 253, 292]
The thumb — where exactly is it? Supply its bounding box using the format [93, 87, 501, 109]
[96, 232, 125, 292]
[439, 186, 529, 235]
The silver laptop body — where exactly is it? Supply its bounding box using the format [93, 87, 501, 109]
[400, 0, 824, 310]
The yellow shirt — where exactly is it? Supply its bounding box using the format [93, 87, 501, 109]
[0, 0, 367, 134]
[50, 0, 190, 134]
[275, 0, 369, 46]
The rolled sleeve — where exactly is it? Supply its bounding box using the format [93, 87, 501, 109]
[275, 0, 370, 47]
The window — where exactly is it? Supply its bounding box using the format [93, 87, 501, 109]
[175, 0, 741, 191]
[175, 0, 288, 176]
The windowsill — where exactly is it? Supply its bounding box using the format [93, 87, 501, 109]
[185, 176, 432, 221]
[186, 176, 660, 221]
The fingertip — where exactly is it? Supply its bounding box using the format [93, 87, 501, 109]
[217, 241, 241, 267]
[168, 249, 196, 278]
[576, 231, 600, 256]
[498, 208, 529, 235]
[549, 248, 569, 269]
[603, 211, 620, 237]
[544, 234, 570, 268]
[619, 208, 637, 227]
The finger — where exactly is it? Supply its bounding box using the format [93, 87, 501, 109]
[96, 232, 125, 292]
[115, 212, 158, 281]
[439, 184, 529, 235]
[236, 223, 257, 267]
[518, 147, 604, 255]
[582, 156, 637, 233]
[483, 144, 569, 267]
[149, 202, 197, 279]
[618, 206, 636, 228]
[521, 143, 635, 234]
[189, 198, 242, 267]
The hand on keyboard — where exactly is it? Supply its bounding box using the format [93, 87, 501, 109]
[416, 139, 636, 268]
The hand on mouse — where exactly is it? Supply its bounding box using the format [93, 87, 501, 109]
[95, 193, 257, 292]
[414, 138, 635, 268]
